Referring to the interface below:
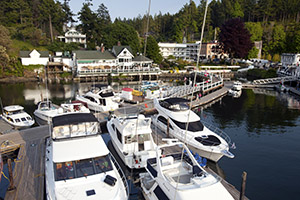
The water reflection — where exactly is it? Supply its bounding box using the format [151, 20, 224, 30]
[198, 89, 300, 136]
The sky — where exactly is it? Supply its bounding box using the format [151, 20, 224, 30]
[62, 0, 194, 22]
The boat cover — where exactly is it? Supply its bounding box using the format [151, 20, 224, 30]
[52, 113, 98, 127]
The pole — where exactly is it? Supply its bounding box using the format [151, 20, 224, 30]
[0, 97, 4, 114]
[7, 158, 16, 191]
[167, 118, 170, 137]
[239, 171, 247, 200]
[49, 14, 53, 42]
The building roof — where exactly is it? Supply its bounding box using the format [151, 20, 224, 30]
[113, 46, 133, 56]
[19, 50, 49, 58]
[73, 50, 115, 60]
[133, 55, 152, 62]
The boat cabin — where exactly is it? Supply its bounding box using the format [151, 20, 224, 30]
[52, 113, 99, 140]
[159, 97, 190, 111]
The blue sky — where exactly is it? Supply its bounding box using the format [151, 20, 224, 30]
[63, 0, 193, 22]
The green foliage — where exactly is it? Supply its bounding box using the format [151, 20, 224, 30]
[245, 22, 263, 42]
[272, 54, 280, 62]
[60, 72, 72, 78]
[232, 1, 244, 18]
[247, 68, 277, 79]
[143, 36, 162, 64]
[47, 41, 80, 53]
[247, 46, 259, 59]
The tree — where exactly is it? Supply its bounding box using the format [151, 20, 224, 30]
[95, 3, 111, 46]
[245, 22, 263, 42]
[143, 35, 162, 63]
[268, 24, 286, 55]
[232, 1, 244, 18]
[219, 18, 253, 58]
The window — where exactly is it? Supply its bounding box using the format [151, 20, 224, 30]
[94, 156, 113, 173]
[170, 118, 204, 132]
[15, 119, 21, 123]
[116, 128, 122, 143]
[158, 116, 168, 125]
[55, 162, 75, 181]
[21, 117, 26, 122]
[75, 159, 95, 178]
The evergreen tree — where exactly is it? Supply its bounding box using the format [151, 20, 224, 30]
[143, 35, 162, 64]
[219, 18, 253, 58]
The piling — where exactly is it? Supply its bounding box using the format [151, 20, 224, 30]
[7, 158, 16, 191]
[239, 171, 247, 200]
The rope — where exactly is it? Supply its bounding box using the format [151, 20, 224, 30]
[173, 1, 209, 199]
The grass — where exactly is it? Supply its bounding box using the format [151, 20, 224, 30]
[10, 39, 48, 57]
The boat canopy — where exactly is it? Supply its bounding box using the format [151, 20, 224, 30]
[52, 113, 98, 127]
[4, 105, 24, 112]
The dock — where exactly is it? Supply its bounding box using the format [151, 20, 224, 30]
[0, 118, 15, 134]
[0, 126, 49, 200]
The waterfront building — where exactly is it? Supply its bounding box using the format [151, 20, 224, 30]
[158, 41, 226, 61]
[19, 49, 49, 66]
[278, 53, 300, 78]
[57, 27, 87, 48]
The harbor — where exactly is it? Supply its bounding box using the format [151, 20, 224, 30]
[1, 78, 300, 199]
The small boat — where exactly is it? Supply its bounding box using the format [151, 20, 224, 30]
[153, 97, 235, 162]
[1, 105, 34, 128]
[76, 84, 119, 112]
[107, 114, 157, 169]
[232, 81, 242, 91]
[33, 101, 63, 123]
[45, 113, 129, 200]
[228, 88, 242, 98]
[139, 139, 234, 200]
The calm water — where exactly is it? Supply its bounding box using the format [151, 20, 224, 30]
[1, 82, 300, 199]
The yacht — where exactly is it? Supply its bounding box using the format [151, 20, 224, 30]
[33, 101, 62, 123]
[107, 114, 157, 169]
[153, 97, 235, 162]
[1, 105, 34, 128]
[228, 87, 242, 98]
[76, 84, 119, 112]
[45, 113, 129, 200]
[232, 81, 242, 91]
[139, 139, 234, 200]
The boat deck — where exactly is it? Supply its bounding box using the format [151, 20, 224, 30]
[151, 125, 249, 200]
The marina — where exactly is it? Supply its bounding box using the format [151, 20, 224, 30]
[0, 79, 300, 200]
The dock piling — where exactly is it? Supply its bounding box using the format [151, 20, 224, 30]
[239, 171, 247, 200]
[7, 158, 16, 191]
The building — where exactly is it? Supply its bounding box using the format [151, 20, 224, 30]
[158, 41, 225, 61]
[73, 46, 154, 76]
[57, 27, 87, 48]
[278, 53, 300, 78]
[19, 49, 49, 66]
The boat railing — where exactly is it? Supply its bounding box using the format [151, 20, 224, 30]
[110, 153, 129, 198]
[201, 121, 235, 149]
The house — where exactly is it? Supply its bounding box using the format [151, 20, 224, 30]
[19, 49, 49, 66]
[73, 45, 154, 75]
[278, 53, 300, 78]
[57, 27, 87, 48]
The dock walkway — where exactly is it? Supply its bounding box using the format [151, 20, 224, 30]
[0, 126, 49, 200]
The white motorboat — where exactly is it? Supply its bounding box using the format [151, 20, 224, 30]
[232, 81, 242, 91]
[139, 139, 234, 200]
[228, 88, 242, 98]
[33, 101, 62, 123]
[76, 84, 119, 112]
[60, 101, 90, 113]
[153, 97, 235, 162]
[107, 114, 157, 169]
[1, 105, 34, 128]
[45, 113, 128, 200]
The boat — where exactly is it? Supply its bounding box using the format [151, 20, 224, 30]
[76, 84, 119, 112]
[228, 88, 242, 98]
[45, 113, 129, 200]
[34, 101, 90, 124]
[232, 81, 242, 91]
[107, 114, 157, 169]
[1, 105, 34, 128]
[139, 139, 234, 200]
[33, 101, 64, 123]
[153, 97, 235, 162]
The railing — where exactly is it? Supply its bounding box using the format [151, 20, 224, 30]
[110, 153, 130, 198]
[77, 68, 161, 76]
[201, 121, 235, 149]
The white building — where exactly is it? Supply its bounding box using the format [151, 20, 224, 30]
[158, 43, 186, 59]
[278, 53, 300, 78]
[19, 49, 49, 66]
[57, 27, 87, 48]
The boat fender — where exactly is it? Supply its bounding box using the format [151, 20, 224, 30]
[104, 175, 117, 186]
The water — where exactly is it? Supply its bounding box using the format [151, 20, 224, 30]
[1, 82, 300, 199]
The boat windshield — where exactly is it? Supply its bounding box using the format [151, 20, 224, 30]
[170, 118, 204, 132]
[52, 122, 98, 139]
[54, 155, 113, 181]
[125, 133, 150, 144]
[160, 102, 189, 111]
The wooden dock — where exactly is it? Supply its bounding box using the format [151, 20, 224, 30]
[0, 118, 15, 135]
[0, 126, 49, 200]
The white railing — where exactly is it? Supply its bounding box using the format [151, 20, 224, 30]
[77, 68, 161, 75]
